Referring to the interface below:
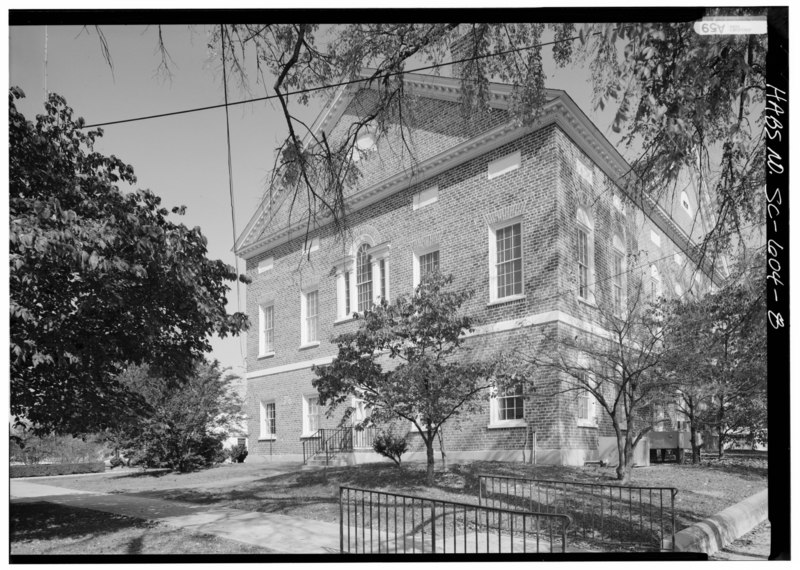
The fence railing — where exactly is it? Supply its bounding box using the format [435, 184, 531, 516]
[352, 426, 378, 449]
[303, 427, 381, 463]
[339, 486, 571, 554]
[478, 474, 678, 552]
[302, 428, 353, 464]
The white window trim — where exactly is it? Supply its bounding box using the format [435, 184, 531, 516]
[300, 287, 320, 349]
[650, 264, 663, 301]
[488, 216, 525, 305]
[302, 394, 322, 437]
[412, 186, 439, 210]
[488, 386, 526, 429]
[611, 235, 626, 316]
[257, 257, 274, 274]
[302, 237, 320, 255]
[413, 243, 440, 288]
[576, 372, 598, 428]
[367, 242, 391, 304]
[487, 151, 521, 180]
[576, 208, 595, 305]
[333, 255, 355, 322]
[258, 302, 275, 358]
[259, 400, 277, 440]
[650, 229, 662, 247]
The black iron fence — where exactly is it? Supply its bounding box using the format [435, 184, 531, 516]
[478, 474, 678, 552]
[339, 486, 571, 554]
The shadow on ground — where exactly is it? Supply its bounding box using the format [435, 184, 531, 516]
[11, 501, 156, 545]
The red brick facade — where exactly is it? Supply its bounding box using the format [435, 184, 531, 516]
[236, 74, 710, 464]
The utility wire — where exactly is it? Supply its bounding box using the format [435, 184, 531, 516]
[220, 25, 246, 362]
[81, 28, 601, 129]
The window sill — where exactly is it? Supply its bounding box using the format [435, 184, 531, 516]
[577, 297, 596, 308]
[299, 341, 320, 351]
[577, 422, 598, 429]
[487, 294, 526, 307]
[334, 315, 357, 325]
[257, 352, 275, 360]
[487, 419, 527, 429]
[258, 436, 277, 441]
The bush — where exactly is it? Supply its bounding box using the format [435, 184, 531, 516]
[227, 443, 248, 463]
[112, 362, 245, 473]
[372, 430, 408, 466]
[11, 462, 105, 478]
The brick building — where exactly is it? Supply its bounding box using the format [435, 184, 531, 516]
[234, 71, 719, 465]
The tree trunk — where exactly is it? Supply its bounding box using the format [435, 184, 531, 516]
[436, 428, 447, 471]
[690, 423, 700, 464]
[425, 436, 436, 485]
[717, 399, 726, 459]
[619, 436, 634, 484]
[614, 429, 627, 481]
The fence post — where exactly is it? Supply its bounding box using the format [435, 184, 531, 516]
[431, 501, 436, 553]
[339, 486, 344, 553]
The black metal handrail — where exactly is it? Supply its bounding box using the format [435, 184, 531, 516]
[478, 474, 678, 552]
[339, 486, 571, 554]
[303, 428, 356, 465]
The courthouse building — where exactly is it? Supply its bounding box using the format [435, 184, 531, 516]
[234, 70, 719, 465]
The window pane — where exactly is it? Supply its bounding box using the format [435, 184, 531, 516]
[357, 245, 372, 312]
[577, 229, 588, 298]
[495, 223, 522, 299]
[420, 250, 439, 280]
[262, 305, 274, 353]
[380, 259, 386, 299]
[306, 291, 318, 342]
[307, 397, 320, 433]
[344, 271, 351, 315]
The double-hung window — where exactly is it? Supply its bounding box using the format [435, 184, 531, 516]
[489, 218, 523, 303]
[301, 289, 319, 346]
[578, 228, 590, 299]
[419, 250, 440, 281]
[497, 385, 524, 421]
[613, 251, 624, 313]
[260, 401, 276, 439]
[356, 244, 373, 313]
[304, 395, 321, 436]
[576, 207, 594, 303]
[258, 304, 274, 356]
[576, 371, 597, 428]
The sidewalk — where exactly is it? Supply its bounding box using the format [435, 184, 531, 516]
[11, 479, 341, 554]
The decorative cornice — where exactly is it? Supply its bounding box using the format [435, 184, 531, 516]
[236, 73, 720, 284]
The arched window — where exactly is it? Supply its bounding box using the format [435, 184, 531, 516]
[356, 244, 373, 312]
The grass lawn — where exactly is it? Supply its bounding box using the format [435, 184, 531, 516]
[10, 501, 278, 555]
[37, 452, 766, 535]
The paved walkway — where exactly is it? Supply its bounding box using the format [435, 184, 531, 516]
[11, 479, 341, 554]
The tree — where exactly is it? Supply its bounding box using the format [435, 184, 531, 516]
[525, 280, 669, 484]
[661, 255, 767, 458]
[89, 16, 765, 256]
[9, 88, 248, 437]
[110, 361, 244, 472]
[211, 17, 765, 255]
[312, 273, 510, 484]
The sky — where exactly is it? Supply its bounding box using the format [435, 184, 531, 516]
[9, 21, 621, 377]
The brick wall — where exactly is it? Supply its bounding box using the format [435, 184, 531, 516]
[244, 91, 704, 464]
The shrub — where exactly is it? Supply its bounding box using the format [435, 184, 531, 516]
[227, 443, 248, 463]
[372, 430, 408, 466]
[11, 462, 105, 478]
